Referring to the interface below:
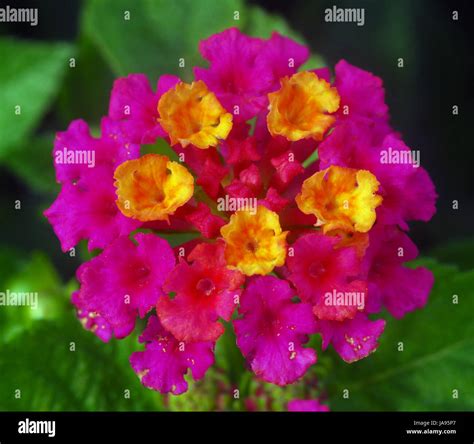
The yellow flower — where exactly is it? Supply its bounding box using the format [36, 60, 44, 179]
[220, 205, 288, 276]
[267, 71, 340, 142]
[114, 153, 194, 222]
[158, 80, 233, 149]
[296, 165, 382, 233]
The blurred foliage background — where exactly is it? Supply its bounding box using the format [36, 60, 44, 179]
[0, 0, 472, 411]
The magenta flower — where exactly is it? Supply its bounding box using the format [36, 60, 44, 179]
[52, 118, 140, 185]
[319, 121, 437, 228]
[317, 313, 386, 363]
[287, 399, 330, 412]
[45, 118, 141, 251]
[130, 316, 214, 395]
[44, 165, 141, 252]
[72, 233, 175, 339]
[109, 73, 180, 144]
[194, 28, 309, 121]
[234, 276, 317, 385]
[72, 296, 113, 343]
[334, 59, 389, 125]
[157, 241, 244, 342]
[363, 224, 434, 318]
[184, 202, 226, 239]
[286, 233, 363, 314]
[44, 28, 437, 399]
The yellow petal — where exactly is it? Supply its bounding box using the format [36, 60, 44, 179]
[267, 71, 340, 142]
[296, 165, 382, 233]
[114, 153, 194, 222]
[158, 80, 233, 149]
[220, 205, 288, 276]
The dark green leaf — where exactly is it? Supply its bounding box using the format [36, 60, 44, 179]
[0, 38, 72, 159]
[0, 319, 164, 411]
[429, 238, 474, 271]
[83, 0, 243, 80]
[5, 134, 59, 195]
[325, 260, 474, 411]
[57, 35, 115, 125]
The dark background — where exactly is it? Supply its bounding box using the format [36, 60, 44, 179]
[1, 0, 473, 281]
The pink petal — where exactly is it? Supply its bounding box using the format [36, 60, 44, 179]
[234, 276, 316, 385]
[317, 313, 385, 363]
[130, 316, 214, 394]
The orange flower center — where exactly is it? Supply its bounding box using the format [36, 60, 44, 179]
[158, 80, 233, 149]
[296, 165, 382, 233]
[267, 71, 340, 142]
[114, 153, 194, 222]
[220, 205, 288, 276]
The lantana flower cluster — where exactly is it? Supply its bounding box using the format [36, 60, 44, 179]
[45, 28, 436, 398]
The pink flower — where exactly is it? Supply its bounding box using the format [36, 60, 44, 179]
[53, 118, 139, 185]
[335, 59, 389, 125]
[317, 313, 385, 363]
[254, 113, 318, 165]
[108, 73, 180, 144]
[375, 134, 437, 227]
[258, 187, 289, 213]
[258, 32, 310, 88]
[319, 120, 437, 228]
[72, 291, 113, 342]
[234, 276, 316, 385]
[270, 150, 305, 190]
[363, 224, 434, 318]
[44, 165, 140, 252]
[157, 241, 244, 342]
[287, 233, 365, 321]
[44, 27, 437, 398]
[194, 28, 269, 121]
[73, 233, 175, 339]
[130, 316, 214, 395]
[184, 202, 226, 239]
[221, 131, 261, 167]
[287, 399, 330, 412]
[225, 164, 263, 199]
[195, 28, 309, 121]
[46, 117, 142, 252]
[172, 144, 229, 199]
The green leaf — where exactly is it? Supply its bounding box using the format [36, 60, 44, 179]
[0, 38, 72, 159]
[325, 260, 474, 411]
[141, 137, 180, 162]
[0, 250, 164, 411]
[215, 321, 247, 386]
[83, 0, 243, 80]
[0, 251, 71, 342]
[83, 0, 324, 83]
[429, 238, 474, 271]
[5, 134, 59, 195]
[58, 35, 115, 125]
[154, 232, 201, 247]
[0, 246, 23, 288]
[302, 149, 319, 168]
[0, 319, 164, 411]
[243, 5, 294, 38]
